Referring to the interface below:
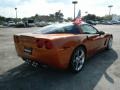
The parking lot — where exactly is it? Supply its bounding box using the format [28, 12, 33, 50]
[0, 25, 120, 90]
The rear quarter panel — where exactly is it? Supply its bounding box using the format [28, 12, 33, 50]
[51, 35, 87, 68]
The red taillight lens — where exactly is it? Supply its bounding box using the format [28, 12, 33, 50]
[45, 40, 53, 49]
[36, 39, 44, 48]
[36, 39, 53, 49]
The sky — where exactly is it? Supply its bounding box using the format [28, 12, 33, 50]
[0, 0, 120, 18]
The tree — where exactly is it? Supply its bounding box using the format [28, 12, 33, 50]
[55, 10, 64, 22]
[0, 16, 5, 24]
[0, 16, 5, 21]
[49, 14, 55, 22]
[22, 18, 28, 22]
[64, 17, 73, 22]
[83, 14, 96, 21]
[102, 15, 112, 21]
[82, 14, 105, 21]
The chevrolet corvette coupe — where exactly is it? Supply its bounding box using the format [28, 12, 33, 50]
[14, 22, 113, 72]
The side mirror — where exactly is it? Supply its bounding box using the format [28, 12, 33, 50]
[98, 31, 105, 35]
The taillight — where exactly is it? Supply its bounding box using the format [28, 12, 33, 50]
[36, 39, 53, 49]
[45, 40, 53, 49]
[36, 39, 44, 48]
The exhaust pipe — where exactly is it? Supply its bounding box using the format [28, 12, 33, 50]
[32, 61, 39, 67]
[24, 59, 31, 64]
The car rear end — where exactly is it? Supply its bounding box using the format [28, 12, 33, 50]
[14, 34, 73, 69]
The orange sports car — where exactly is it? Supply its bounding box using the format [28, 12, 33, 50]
[14, 22, 113, 72]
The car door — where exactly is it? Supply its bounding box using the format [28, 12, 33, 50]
[90, 25, 107, 49]
[80, 24, 103, 55]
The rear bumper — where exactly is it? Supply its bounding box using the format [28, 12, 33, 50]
[15, 43, 73, 69]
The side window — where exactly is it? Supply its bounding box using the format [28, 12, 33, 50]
[81, 25, 98, 34]
[52, 27, 65, 33]
[40, 25, 80, 34]
[64, 25, 80, 34]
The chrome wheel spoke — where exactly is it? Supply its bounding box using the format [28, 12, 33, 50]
[72, 49, 85, 71]
[79, 51, 84, 58]
[75, 62, 79, 70]
[75, 50, 80, 58]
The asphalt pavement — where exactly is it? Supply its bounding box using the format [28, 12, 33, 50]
[0, 25, 120, 90]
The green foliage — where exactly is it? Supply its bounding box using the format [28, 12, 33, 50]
[0, 12, 113, 24]
[0, 16, 5, 21]
[54, 10, 64, 22]
[83, 14, 112, 21]
[0, 16, 5, 24]
[27, 11, 64, 22]
[103, 15, 112, 20]
[0, 10, 64, 24]
[64, 17, 73, 22]
[83, 14, 102, 21]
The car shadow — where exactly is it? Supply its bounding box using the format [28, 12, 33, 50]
[0, 49, 118, 90]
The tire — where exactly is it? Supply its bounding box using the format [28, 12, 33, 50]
[70, 47, 86, 73]
[106, 37, 113, 50]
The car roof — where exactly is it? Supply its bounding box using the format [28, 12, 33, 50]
[33, 21, 88, 34]
[49, 21, 87, 27]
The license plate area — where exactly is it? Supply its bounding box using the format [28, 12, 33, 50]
[24, 47, 32, 55]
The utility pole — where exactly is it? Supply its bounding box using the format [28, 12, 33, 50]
[15, 8, 17, 24]
[108, 5, 113, 15]
[72, 1, 78, 20]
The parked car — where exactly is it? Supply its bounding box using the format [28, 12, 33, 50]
[36, 21, 49, 27]
[14, 22, 113, 72]
[105, 21, 113, 25]
[111, 20, 120, 24]
[16, 21, 25, 28]
[27, 19, 35, 27]
[86, 20, 96, 25]
[8, 21, 16, 27]
[2, 22, 8, 26]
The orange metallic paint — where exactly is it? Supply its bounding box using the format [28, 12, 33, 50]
[14, 32, 112, 69]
